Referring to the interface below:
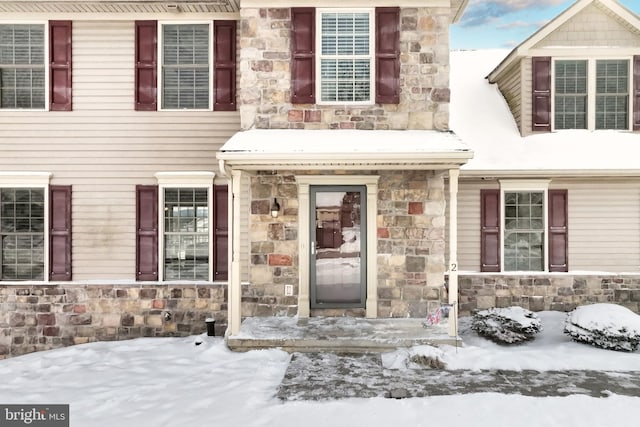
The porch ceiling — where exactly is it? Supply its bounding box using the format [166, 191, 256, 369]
[217, 129, 474, 171]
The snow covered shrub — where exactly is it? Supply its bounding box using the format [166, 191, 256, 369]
[382, 346, 446, 370]
[471, 306, 542, 344]
[564, 303, 640, 352]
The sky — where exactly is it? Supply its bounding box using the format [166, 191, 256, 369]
[451, 0, 640, 49]
[0, 309, 638, 426]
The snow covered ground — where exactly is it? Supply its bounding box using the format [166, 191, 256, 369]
[1, 311, 639, 427]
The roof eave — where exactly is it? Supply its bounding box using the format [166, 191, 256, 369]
[218, 151, 474, 171]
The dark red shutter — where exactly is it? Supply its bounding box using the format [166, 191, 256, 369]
[49, 185, 72, 281]
[135, 21, 157, 111]
[480, 189, 500, 272]
[213, 185, 228, 280]
[49, 21, 72, 111]
[548, 189, 568, 272]
[532, 57, 551, 132]
[633, 55, 640, 131]
[291, 7, 315, 104]
[375, 7, 400, 104]
[136, 185, 158, 280]
[213, 20, 237, 111]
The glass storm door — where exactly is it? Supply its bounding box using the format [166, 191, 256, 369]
[310, 186, 366, 308]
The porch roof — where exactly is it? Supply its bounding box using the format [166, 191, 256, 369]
[217, 129, 473, 171]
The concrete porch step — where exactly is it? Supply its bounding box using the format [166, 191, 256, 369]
[226, 316, 462, 353]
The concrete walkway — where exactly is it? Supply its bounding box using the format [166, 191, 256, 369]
[227, 317, 461, 353]
[277, 352, 640, 400]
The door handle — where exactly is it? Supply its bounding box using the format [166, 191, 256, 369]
[311, 241, 316, 255]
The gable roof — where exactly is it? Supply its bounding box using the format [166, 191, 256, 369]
[487, 0, 640, 82]
[451, 49, 640, 177]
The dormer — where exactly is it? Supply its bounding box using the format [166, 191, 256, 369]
[487, 0, 640, 136]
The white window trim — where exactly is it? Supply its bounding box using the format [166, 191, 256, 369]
[551, 56, 633, 131]
[296, 175, 379, 318]
[499, 180, 550, 273]
[155, 172, 216, 282]
[0, 172, 52, 282]
[0, 21, 49, 112]
[157, 21, 214, 112]
[315, 8, 375, 106]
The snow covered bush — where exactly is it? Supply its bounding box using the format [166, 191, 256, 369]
[564, 303, 640, 352]
[471, 306, 542, 344]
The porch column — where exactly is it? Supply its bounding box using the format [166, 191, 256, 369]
[297, 182, 310, 318]
[228, 169, 243, 336]
[448, 168, 460, 338]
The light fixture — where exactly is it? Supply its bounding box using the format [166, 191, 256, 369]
[270, 198, 281, 218]
[166, 4, 180, 12]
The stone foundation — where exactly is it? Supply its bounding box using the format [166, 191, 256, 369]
[0, 284, 227, 359]
[456, 274, 640, 316]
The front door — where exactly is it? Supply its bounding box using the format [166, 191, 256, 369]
[310, 186, 366, 308]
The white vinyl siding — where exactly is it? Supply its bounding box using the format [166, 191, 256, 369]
[0, 23, 46, 110]
[455, 179, 640, 273]
[0, 21, 242, 281]
[317, 9, 374, 104]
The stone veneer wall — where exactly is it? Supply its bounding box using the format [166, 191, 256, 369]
[0, 284, 227, 359]
[247, 170, 448, 318]
[239, 7, 451, 131]
[457, 274, 640, 316]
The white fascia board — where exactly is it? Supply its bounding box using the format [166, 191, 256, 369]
[241, 0, 449, 7]
[487, 0, 593, 81]
[461, 169, 640, 179]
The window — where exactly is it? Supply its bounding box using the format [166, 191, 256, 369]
[0, 188, 45, 280]
[503, 191, 544, 271]
[596, 60, 628, 130]
[554, 60, 587, 130]
[161, 23, 210, 110]
[291, 7, 399, 105]
[0, 24, 46, 109]
[480, 183, 567, 273]
[553, 58, 631, 130]
[136, 173, 227, 282]
[163, 187, 209, 280]
[318, 10, 374, 104]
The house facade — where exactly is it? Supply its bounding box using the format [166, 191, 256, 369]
[451, 0, 640, 315]
[218, 0, 471, 337]
[0, 0, 242, 358]
[0, 0, 471, 358]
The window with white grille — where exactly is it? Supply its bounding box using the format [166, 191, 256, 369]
[553, 58, 631, 131]
[163, 187, 209, 280]
[0, 188, 45, 280]
[318, 10, 374, 104]
[0, 24, 45, 109]
[554, 60, 587, 130]
[161, 23, 210, 110]
[596, 60, 628, 130]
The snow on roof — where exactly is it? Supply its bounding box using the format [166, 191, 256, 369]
[220, 129, 469, 154]
[218, 129, 473, 170]
[450, 49, 640, 176]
